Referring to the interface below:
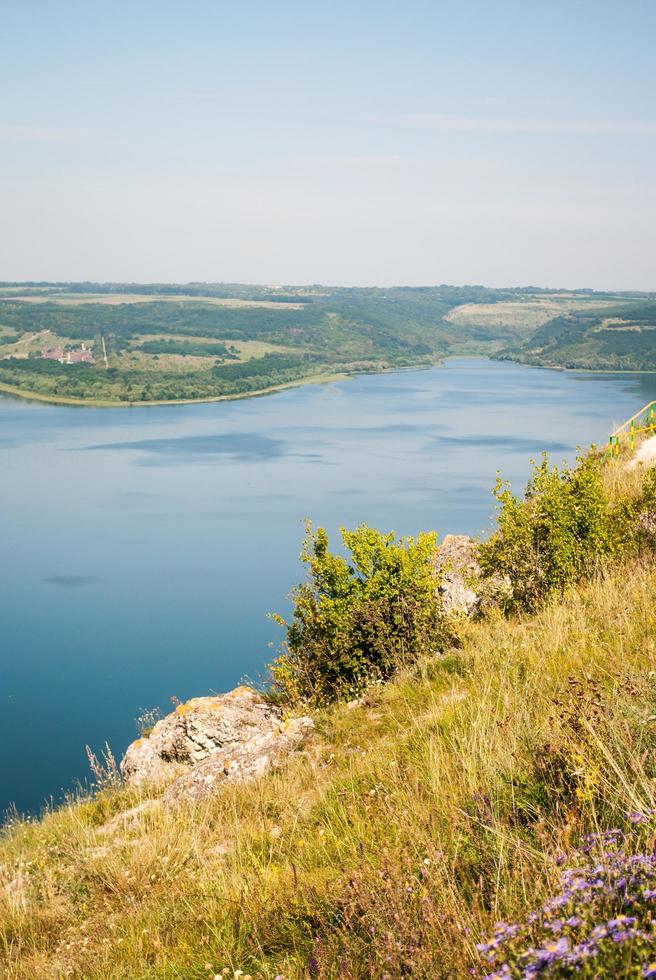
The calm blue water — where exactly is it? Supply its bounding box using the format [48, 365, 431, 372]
[2, 359, 655, 816]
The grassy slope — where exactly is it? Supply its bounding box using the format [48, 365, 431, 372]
[498, 302, 656, 371]
[1, 459, 655, 978]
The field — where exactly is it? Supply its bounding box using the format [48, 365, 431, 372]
[444, 297, 635, 331]
[0, 293, 305, 309]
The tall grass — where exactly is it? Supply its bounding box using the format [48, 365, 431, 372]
[1, 553, 655, 978]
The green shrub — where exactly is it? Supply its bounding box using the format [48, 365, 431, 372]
[479, 453, 656, 613]
[479, 454, 613, 612]
[270, 522, 451, 704]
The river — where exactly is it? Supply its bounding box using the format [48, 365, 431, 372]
[2, 358, 654, 815]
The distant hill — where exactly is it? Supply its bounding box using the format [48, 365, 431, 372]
[498, 301, 656, 371]
[0, 282, 654, 403]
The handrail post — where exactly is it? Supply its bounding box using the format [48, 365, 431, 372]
[609, 401, 656, 456]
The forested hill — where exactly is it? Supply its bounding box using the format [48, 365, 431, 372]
[0, 282, 654, 404]
[498, 301, 656, 371]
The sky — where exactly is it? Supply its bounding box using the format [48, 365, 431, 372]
[1, 0, 655, 289]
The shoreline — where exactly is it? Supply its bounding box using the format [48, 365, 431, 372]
[496, 358, 656, 376]
[1, 357, 654, 410]
[0, 371, 351, 408]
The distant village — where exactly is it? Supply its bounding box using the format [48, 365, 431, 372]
[40, 342, 94, 365]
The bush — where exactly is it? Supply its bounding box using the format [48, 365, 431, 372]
[270, 522, 451, 704]
[480, 454, 627, 613]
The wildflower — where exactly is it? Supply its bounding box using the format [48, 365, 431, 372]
[476, 830, 656, 977]
[606, 915, 636, 929]
[482, 967, 511, 980]
[533, 936, 569, 965]
[569, 937, 598, 962]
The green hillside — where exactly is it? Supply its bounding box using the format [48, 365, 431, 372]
[0, 283, 515, 404]
[1, 283, 654, 404]
[499, 301, 656, 371]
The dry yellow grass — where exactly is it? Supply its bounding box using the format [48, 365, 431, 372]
[115, 351, 218, 374]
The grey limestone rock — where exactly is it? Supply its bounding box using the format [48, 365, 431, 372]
[120, 685, 314, 804]
[433, 534, 481, 616]
[434, 533, 512, 616]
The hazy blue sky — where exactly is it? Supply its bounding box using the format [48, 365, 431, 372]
[1, 0, 655, 288]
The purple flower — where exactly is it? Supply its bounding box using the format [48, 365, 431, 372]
[569, 937, 599, 962]
[533, 937, 570, 965]
[607, 915, 636, 929]
[546, 919, 564, 933]
[476, 831, 656, 979]
[482, 967, 511, 980]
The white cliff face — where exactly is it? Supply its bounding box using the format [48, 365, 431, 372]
[630, 435, 656, 470]
[120, 686, 313, 803]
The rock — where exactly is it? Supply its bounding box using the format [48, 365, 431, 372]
[434, 534, 481, 616]
[120, 685, 314, 803]
[163, 715, 314, 806]
[433, 534, 512, 617]
[119, 738, 186, 788]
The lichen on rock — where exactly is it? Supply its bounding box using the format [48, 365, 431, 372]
[120, 685, 313, 803]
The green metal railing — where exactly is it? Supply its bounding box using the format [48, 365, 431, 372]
[608, 401, 656, 456]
